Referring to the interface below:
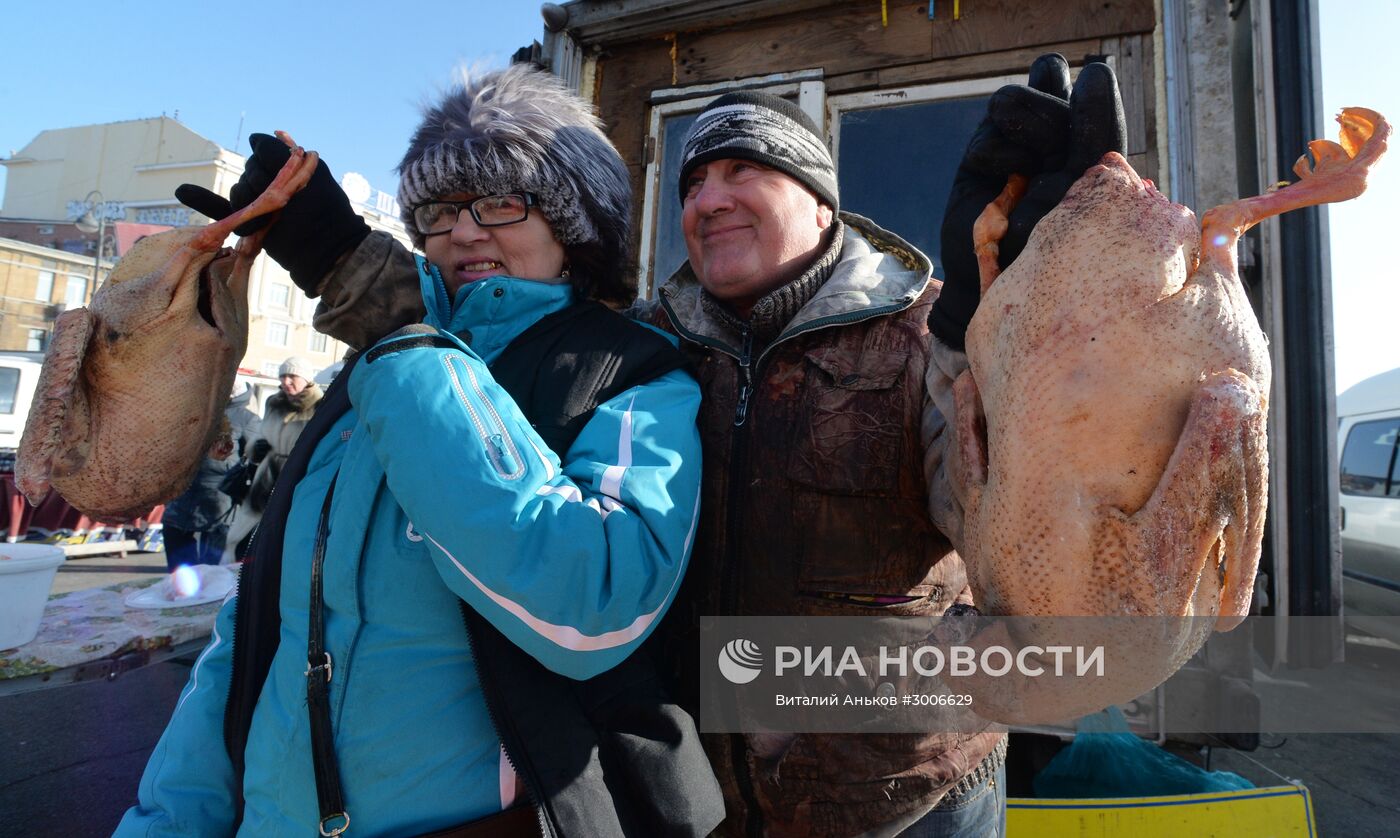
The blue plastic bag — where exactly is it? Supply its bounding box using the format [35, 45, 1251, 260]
[1034, 707, 1254, 798]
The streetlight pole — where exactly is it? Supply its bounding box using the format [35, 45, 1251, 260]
[73, 189, 109, 298]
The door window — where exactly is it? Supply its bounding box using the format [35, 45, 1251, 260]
[1340, 417, 1400, 497]
[650, 109, 702, 291]
[0, 368, 18, 414]
[828, 77, 1017, 279]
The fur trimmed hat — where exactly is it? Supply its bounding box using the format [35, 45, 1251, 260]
[397, 64, 631, 256]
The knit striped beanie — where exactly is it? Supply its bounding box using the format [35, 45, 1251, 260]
[678, 91, 838, 211]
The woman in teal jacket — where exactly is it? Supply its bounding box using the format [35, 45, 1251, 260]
[118, 66, 720, 837]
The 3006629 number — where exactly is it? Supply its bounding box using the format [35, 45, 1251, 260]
[907, 694, 972, 707]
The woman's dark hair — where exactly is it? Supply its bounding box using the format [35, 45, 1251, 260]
[561, 184, 636, 304]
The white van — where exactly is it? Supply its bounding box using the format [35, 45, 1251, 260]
[0, 351, 45, 453]
[1337, 367, 1400, 643]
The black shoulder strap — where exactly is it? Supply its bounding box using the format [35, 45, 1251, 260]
[489, 301, 689, 455]
[224, 350, 360, 803]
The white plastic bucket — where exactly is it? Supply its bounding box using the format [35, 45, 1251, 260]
[0, 544, 65, 650]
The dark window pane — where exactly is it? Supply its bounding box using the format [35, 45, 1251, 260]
[836, 95, 989, 277]
[0, 367, 18, 415]
[1391, 428, 1400, 498]
[1340, 418, 1400, 497]
[653, 110, 701, 292]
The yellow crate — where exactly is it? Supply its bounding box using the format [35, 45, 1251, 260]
[1007, 785, 1315, 837]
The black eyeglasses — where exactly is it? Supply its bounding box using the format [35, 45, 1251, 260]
[411, 193, 539, 237]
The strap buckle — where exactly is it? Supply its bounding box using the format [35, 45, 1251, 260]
[319, 811, 350, 836]
[306, 652, 333, 683]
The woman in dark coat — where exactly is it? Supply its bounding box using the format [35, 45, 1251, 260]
[161, 435, 235, 570]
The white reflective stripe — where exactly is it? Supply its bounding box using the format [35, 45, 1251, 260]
[422, 525, 685, 652]
[406, 521, 424, 542]
[499, 746, 517, 810]
[537, 483, 622, 520]
[536, 484, 583, 504]
[681, 482, 701, 556]
[174, 619, 223, 717]
[599, 395, 636, 501]
[523, 434, 556, 481]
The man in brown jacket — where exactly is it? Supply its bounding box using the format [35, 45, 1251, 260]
[639, 89, 1006, 837]
[644, 53, 1125, 836]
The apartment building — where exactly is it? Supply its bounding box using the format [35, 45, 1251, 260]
[0, 237, 110, 352]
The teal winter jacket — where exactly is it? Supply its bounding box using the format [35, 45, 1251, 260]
[117, 262, 703, 837]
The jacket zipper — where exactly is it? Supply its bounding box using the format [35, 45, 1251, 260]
[459, 604, 554, 837]
[722, 326, 756, 612]
[448, 357, 525, 480]
[733, 329, 754, 427]
[724, 330, 762, 837]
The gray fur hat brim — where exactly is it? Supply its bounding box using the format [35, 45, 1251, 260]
[397, 64, 631, 255]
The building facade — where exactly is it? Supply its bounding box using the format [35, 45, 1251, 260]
[0, 237, 110, 353]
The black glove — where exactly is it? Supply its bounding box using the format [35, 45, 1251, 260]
[930, 54, 1126, 350]
[249, 438, 272, 464]
[175, 133, 370, 295]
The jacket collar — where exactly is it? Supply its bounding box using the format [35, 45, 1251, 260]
[266, 385, 323, 423]
[415, 255, 575, 364]
[657, 211, 931, 355]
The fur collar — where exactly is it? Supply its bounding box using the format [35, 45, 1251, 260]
[266, 385, 323, 423]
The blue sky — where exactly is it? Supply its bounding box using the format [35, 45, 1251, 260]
[1317, 0, 1398, 395]
[0, 1, 541, 196]
[1, 0, 1393, 393]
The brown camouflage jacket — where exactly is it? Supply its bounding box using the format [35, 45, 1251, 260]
[644, 213, 1003, 837]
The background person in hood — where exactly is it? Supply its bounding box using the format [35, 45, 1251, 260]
[160, 431, 236, 571]
[245, 356, 323, 514]
[222, 356, 324, 562]
[223, 380, 260, 459]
